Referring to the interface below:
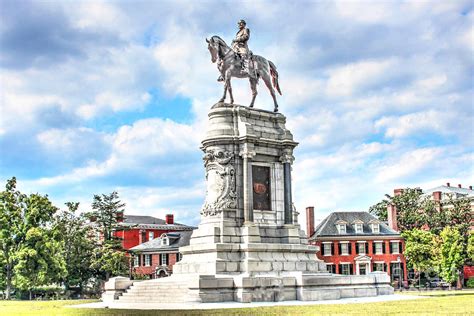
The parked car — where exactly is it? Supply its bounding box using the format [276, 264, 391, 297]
[426, 277, 450, 288]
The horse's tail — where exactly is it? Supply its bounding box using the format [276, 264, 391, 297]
[268, 60, 282, 95]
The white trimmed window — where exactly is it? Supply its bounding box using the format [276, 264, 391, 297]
[177, 252, 183, 262]
[144, 254, 151, 266]
[375, 242, 383, 254]
[341, 264, 350, 275]
[340, 243, 349, 255]
[326, 264, 336, 273]
[161, 253, 169, 266]
[357, 242, 366, 254]
[355, 223, 363, 233]
[162, 237, 169, 246]
[337, 224, 346, 234]
[391, 241, 400, 254]
[323, 243, 332, 256]
[133, 255, 139, 267]
[374, 262, 384, 272]
[148, 231, 154, 240]
[371, 224, 380, 233]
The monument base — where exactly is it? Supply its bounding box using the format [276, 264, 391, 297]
[107, 271, 393, 304]
[102, 104, 393, 305]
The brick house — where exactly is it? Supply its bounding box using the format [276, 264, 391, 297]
[128, 230, 193, 279]
[307, 207, 408, 285]
[114, 214, 195, 250]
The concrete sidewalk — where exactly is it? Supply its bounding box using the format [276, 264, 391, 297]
[70, 294, 428, 310]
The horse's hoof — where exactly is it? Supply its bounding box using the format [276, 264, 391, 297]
[274, 108, 278, 112]
[218, 99, 225, 103]
[230, 100, 234, 104]
[249, 104, 254, 108]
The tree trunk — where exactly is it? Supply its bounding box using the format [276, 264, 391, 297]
[29, 289, 32, 300]
[5, 264, 12, 300]
[456, 270, 463, 290]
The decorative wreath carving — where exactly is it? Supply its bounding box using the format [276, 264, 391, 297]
[200, 148, 237, 216]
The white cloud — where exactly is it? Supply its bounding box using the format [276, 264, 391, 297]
[374, 147, 443, 183]
[30, 117, 200, 186]
[1, 1, 472, 228]
[325, 58, 398, 97]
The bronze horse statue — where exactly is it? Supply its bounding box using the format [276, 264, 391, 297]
[206, 36, 282, 112]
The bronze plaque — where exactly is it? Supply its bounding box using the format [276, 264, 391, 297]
[252, 165, 271, 210]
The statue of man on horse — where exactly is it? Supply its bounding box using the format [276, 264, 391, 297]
[207, 19, 282, 112]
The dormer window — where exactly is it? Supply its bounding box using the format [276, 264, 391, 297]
[371, 223, 380, 234]
[160, 233, 169, 246]
[351, 220, 364, 234]
[337, 224, 346, 234]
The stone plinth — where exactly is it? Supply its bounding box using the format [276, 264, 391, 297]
[102, 103, 393, 304]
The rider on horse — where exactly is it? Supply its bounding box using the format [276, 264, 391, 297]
[218, 19, 256, 82]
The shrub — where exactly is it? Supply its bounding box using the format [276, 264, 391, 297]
[466, 278, 474, 288]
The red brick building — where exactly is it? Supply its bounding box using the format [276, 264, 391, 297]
[112, 213, 195, 279]
[114, 214, 195, 250]
[128, 230, 193, 279]
[307, 207, 407, 286]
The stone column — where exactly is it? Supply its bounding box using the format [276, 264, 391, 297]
[281, 149, 294, 225]
[240, 146, 256, 225]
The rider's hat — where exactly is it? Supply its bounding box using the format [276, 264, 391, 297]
[238, 19, 246, 26]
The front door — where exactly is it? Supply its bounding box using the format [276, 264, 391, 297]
[359, 263, 368, 275]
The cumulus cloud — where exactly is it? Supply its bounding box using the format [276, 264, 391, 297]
[1, 0, 472, 227]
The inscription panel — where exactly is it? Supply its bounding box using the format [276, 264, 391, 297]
[252, 165, 271, 211]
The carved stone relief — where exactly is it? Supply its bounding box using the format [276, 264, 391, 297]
[201, 148, 237, 216]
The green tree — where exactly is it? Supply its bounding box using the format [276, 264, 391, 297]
[54, 202, 95, 297]
[0, 177, 27, 300]
[468, 231, 474, 263]
[436, 227, 465, 286]
[88, 192, 128, 281]
[402, 229, 437, 286]
[389, 188, 429, 231]
[0, 178, 66, 300]
[369, 199, 389, 221]
[13, 224, 66, 300]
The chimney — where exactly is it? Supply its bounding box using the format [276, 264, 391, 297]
[433, 191, 442, 202]
[394, 188, 403, 196]
[306, 206, 315, 238]
[116, 211, 124, 223]
[387, 204, 398, 231]
[166, 214, 174, 225]
[458, 184, 462, 188]
[446, 182, 450, 187]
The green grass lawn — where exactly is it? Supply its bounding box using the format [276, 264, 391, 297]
[0, 291, 472, 316]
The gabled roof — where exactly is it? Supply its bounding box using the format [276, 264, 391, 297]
[120, 215, 195, 230]
[129, 230, 194, 253]
[124, 215, 166, 225]
[310, 212, 399, 239]
[423, 185, 474, 197]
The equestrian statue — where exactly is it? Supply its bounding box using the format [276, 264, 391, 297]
[206, 19, 282, 112]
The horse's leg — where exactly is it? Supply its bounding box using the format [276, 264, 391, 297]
[249, 78, 258, 107]
[227, 78, 234, 104]
[262, 73, 278, 112]
[219, 82, 227, 103]
[219, 75, 229, 103]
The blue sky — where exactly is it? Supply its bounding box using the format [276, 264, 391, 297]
[0, 0, 473, 228]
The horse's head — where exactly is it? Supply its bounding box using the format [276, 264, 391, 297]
[206, 37, 219, 63]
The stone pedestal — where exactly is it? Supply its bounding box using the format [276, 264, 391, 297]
[103, 103, 393, 304]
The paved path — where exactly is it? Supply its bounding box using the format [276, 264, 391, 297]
[71, 294, 428, 310]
